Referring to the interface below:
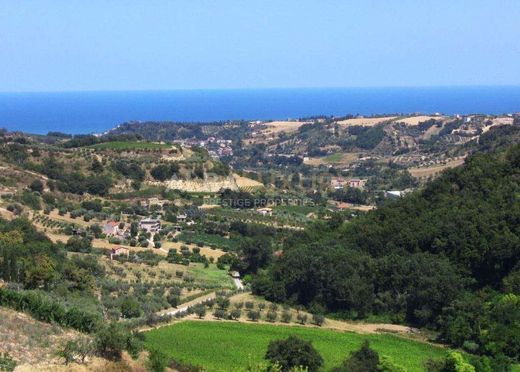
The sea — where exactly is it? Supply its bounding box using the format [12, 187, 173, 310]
[1, 86, 520, 135]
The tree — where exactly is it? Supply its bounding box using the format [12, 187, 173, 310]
[120, 297, 142, 318]
[265, 336, 323, 372]
[247, 310, 260, 321]
[194, 305, 206, 319]
[216, 296, 230, 310]
[230, 309, 241, 320]
[213, 309, 227, 319]
[296, 313, 307, 325]
[95, 322, 137, 360]
[29, 179, 44, 193]
[281, 311, 292, 323]
[90, 224, 102, 238]
[146, 349, 170, 372]
[266, 310, 278, 322]
[335, 341, 379, 372]
[312, 313, 325, 326]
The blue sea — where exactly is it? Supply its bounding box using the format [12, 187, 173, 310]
[1, 86, 519, 135]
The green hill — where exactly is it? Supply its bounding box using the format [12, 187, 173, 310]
[254, 144, 520, 363]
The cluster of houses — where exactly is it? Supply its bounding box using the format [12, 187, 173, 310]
[103, 212, 195, 242]
[172, 137, 234, 158]
[330, 177, 367, 190]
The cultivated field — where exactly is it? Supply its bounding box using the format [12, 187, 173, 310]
[336, 116, 397, 127]
[393, 115, 444, 125]
[234, 174, 265, 190]
[144, 321, 447, 371]
[263, 121, 310, 134]
[409, 157, 465, 179]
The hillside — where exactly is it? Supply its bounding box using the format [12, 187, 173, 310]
[0, 134, 257, 196]
[254, 144, 520, 364]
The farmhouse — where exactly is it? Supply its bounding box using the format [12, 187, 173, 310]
[110, 247, 129, 260]
[257, 207, 273, 216]
[349, 178, 367, 189]
[139, 218, 161, 233]
[331, 177, 348, 189]
[176, 214, 187, 223]
[103, 221, 120, 237]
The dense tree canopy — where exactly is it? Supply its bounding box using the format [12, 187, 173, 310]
[254, 144, 520, 361]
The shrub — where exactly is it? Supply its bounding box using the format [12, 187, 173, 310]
[265, 336, 323, 372]
[0, 352, 17, 372]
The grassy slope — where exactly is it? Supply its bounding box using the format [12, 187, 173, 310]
[144, 321, 447, 371]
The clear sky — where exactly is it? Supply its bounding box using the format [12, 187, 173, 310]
[1, 0, 519, 92]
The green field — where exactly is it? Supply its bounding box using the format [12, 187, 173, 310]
[144, 321, 448, 371]
[324, 152, 343, 162]
[89, 141, 170, 150]
[178, 231, 241, 251]
[187, 263, 234, 288]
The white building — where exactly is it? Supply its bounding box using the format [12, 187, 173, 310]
[139, 218, 161, 233]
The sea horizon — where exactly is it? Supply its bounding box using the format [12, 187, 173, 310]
[1, 86, 520, 135]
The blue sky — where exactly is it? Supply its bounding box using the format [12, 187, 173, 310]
[1, 0, 519, 92]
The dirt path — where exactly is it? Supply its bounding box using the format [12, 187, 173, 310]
[156, 291, 217, 317]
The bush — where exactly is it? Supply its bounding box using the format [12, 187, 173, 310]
[0, 352, 16, 372]
[281, 311, 292, 323]
[265, 336, 323, 372]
